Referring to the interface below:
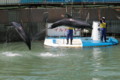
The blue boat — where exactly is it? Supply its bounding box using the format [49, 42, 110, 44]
[82, 37, 118, 47]
[44, 37, 119, 48]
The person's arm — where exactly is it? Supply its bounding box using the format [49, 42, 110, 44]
[98, 22, 101, 31]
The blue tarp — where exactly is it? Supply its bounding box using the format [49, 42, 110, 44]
[20, 0, 120, 3]
[81, 0, 120, 2]
[0, 0, 119, 4]
[21, 0, 43, 3]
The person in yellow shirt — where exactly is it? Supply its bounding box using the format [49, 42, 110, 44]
[99, 17, 107, 42]
[66, 27, 74, 45]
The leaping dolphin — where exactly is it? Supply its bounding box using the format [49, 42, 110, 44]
[11, 22, 31, 50]
[49, 18, 91, 29]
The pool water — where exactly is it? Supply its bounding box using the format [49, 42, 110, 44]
[0, 40, 120, 80]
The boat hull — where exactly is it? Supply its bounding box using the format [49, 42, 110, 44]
[44, 37, 119, 48]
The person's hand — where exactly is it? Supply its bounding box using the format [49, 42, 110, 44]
[98, 28, 100, 31]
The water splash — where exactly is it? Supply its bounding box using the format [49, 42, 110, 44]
[2, 52, 22, 57]
[39, 52, 65, 57]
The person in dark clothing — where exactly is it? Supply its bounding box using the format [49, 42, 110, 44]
[66, 27, 74, 45]
[99, 17, 107, 42]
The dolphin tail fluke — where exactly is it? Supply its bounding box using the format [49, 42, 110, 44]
[25, 32, 31, 50]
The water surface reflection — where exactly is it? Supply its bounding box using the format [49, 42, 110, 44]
[0, 41, 120, 80]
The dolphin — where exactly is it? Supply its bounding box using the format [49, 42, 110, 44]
[49, 18, 91, 29]
[11, 22, 31, 50]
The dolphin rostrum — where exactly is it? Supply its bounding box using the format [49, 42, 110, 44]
[11, 22, 31, 50]
[49, 18, 91, 29]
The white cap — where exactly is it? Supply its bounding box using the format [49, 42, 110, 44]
[102, 17, 105, 19]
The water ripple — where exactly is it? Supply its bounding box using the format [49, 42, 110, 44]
[2, 52, 22, 57]
[39, 52, 65, 57]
